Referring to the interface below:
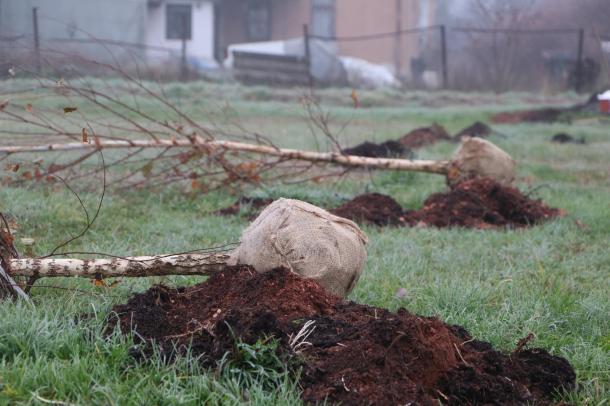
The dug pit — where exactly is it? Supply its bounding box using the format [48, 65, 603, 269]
[109, 267, 575, 405]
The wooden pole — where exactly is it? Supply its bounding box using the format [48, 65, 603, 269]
[181, 14, 188, 81]
[32, 7, 41, 75]
[440, 25, 448, 88]
[394, 0, 403, 78]
[575, 28, 585, 93]
[303, 24, 314, 88]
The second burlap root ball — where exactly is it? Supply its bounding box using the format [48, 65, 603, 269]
[230, 198, 368, 298]
[449, 136, 516, 185]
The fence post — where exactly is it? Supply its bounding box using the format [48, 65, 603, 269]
[440, 25, 448, 88]
[180, 14, 188, 81]
[394, 0, 403, 78]
[303, 24, 313, 88]
[575, 28, 585, 93]
[32, 7, 41, 75]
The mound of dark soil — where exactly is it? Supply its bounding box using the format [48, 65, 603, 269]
[330, 193, 406, 226]
[491, 108, 566, 124]
[342, 140, 412, 158]
[109, 268, 575, 405]
[398, 123, 453, 148]
[455, 121, 493, 139]
[405, 178, 563, 229]
[214, 196, 273, 216]
[551, 133, 586, 144]
[330, 178, 562, 229]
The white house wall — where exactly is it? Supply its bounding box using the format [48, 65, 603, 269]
[146, 0, 214, 63]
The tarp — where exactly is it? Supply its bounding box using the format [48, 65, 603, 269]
[226, 37, 401, 89]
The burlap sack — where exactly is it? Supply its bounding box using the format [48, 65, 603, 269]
[230, 198, 368, 298]
[450, 136, 516, 185]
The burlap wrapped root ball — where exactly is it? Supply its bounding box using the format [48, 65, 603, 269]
[230, 198, 368, 298]
[449, 136, 516, 185]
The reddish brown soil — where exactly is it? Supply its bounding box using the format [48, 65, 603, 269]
[330, 178, 562, 229]
[406, 178, 563, 229]
[491, 108, 565, 124]
[398, 123, 453, 148]
[109, 268, 575, 405]
[455, 121, 493, 139]
[331, 193, 406, 226]
[342, 140, 412, 158]
[213, 196, 273, 216]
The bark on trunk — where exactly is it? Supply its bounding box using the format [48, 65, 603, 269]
[0, 138, 451, 175]
[9, 253, 232, 278]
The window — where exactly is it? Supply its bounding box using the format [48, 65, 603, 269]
[166, 4, 192, 40]
[312, 0, 335, 38]
[247, 1, 271, 41]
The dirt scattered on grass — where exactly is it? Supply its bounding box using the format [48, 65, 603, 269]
[331, 178, 562, 229]
[491, 108, 566, 124]
[398, 123, 453, 148]
[213, 196, 273, 216]
[342, 140, 412, 158]
[455, 121, 493, 139]
[551, 133, 586, 144]
[109, 267, 575, 405]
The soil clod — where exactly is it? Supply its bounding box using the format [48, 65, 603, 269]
[109, 267, 576, 405]
[551, 133, 586, 144]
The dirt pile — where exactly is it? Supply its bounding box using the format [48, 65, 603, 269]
[331, 178, 562, 229]
[342, 140, 412, 158]
[331, 193, 406, 226]
[406, 178, 563, 228]
[213, 196, 273, 216]
[109, 267, 575, 405]
[455, 121, 493, 139]
[398, 123, 453, 148]
[491, 108, 566, 124]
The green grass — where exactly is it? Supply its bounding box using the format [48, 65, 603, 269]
[0, 81, 609, 405]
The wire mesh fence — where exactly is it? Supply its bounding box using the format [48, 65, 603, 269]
[309, 25, 608, 93]
[0, 6, 608, 93]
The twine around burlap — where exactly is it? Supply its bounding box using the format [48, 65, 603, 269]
[230, 198, 368, 298]
[450, 136, 516, 185]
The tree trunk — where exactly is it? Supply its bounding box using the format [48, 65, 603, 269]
[9, 253, 232, 278]
[0, 138, 451, 175]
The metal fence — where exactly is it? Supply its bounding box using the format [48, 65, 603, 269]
[1, 7, 608, 92]
[308, 24, 608, 93]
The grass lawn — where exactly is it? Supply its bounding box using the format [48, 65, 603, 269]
[0, 81, 608, 405]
